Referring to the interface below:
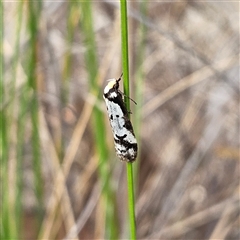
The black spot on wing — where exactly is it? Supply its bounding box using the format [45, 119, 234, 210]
[115, 134, 127, 140]
[114, 137, 137, 152]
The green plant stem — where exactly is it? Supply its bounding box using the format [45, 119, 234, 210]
[120, 1, 136, 239]
[80, 2, 118, 239]
[28, 0, 44, 226]
[120, 1, 130, 110]
[127, 162, 136, 239]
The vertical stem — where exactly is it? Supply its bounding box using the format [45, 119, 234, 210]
[27, 0, 44, 225]
[80, 2, 118, 239]
[120, 1, 136, 239]
[120, 0, 130, 111]
[126, 162, 136, 240]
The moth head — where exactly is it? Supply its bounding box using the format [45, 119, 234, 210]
[104, 74, 122, 94]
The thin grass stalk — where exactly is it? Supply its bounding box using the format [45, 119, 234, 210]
[120, 1, 136, 239]
[0, 1, 17, 239]
[79, 2, 118, 239]
[59, 2, 80, 163]
[15, 86, 31, 236]
[27, 0, 44, 227]
[10, 1, 23, 103]
[0, 0, 4, 162]
[11, 2, 24, 238]
[62, 2, 77, 104]
[2, 2, 25, 238]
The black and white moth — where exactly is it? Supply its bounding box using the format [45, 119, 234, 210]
[103, 75, 137, 162]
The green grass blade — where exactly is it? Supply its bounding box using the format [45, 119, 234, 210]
[120, 1, 136, 239]
[0, 2, 16, 236]
[1, 1, 24, 239]
[80, 2, 118, 239]
[27, 0, 44, 226]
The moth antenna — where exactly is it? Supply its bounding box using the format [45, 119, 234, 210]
[107, 73, 123, 82]
[119, 89, 137, 105]
[116, 73, 137, 105]
[117, 73, 123, 82]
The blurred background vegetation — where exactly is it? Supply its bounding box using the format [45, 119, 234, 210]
[1, 1, 239, 239]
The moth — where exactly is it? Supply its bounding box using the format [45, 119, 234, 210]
[103, 74, 138, 162]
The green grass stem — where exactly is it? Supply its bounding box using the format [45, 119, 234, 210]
[27, 0, 44, 228]
[80, 2, 118, 239]
[1, 1, 25, 239]
[0, 1, 14, 238]
[120, 1, 137, 239]
[59, 2, 80, 161]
